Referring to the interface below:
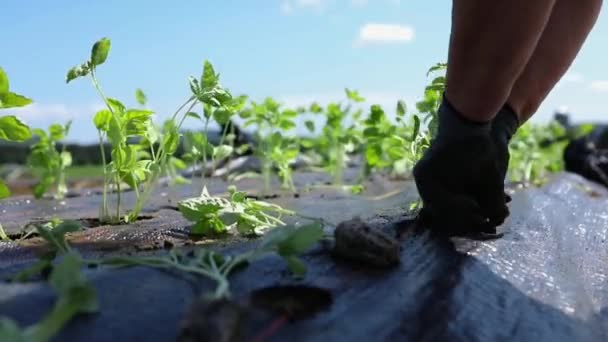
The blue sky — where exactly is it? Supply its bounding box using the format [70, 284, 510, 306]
[2, 0, 608, 143]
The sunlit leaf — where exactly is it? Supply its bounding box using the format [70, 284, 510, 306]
[93, 109, 112, 131]
[0, 181, 10, 199]
[90, 37, 111, 67]
[0, 92, 33, 109]
[135, 88, 147, 106]
[0, 115, 31, 141]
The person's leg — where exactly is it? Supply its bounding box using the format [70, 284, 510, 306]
[490, 0, 603, 184]
[445, 0, 557, 123]
[506, 0, 604, 123]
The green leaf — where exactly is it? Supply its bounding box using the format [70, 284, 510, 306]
[284, 255, 307, 277]
[135, 88, 147, 106]
[186, 112, 202, 120]
[106, 98, 125, 113]
[309, 102, 323, 114]
[66, 63, 90, 83]
[426, 62, 447, 76]
[278, 119, 296, 131]
[363, 127, 380, 138]
[213, 107, 232, 125]
[202, 60, 218, 90]
[93, 109, 112, 131]
[345, 88, 365, 103]
[49, 123, 65, 141]
[60, 151, 72, 168]
[411, 115, 421, 141]
[0, 181, 10, 199]
[162, 130, 180, 155]
[0, 115, 31, 141]
[213, 144, 234, 161]
[0, 67, 9, 94]
[304, 120, 315, 132]
[50, 252, 99, 313]
[171, 157, 187, 169]
[107, 116, 123, 145]
[90, 37, 111, 67]
[0, 92, 33, 109]
[397, 100, 407, 117]
[277, 223, 324, 256]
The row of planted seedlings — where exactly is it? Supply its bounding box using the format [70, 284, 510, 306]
[0, 37, 449, 342]
[0, 38, 335, 342]
[0, 37, 586, 341]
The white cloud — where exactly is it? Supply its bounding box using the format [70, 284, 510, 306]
[555, 72, 585, 89]
[355, 23, 415, 47]
[562, 72, 584, 83]
[8, 103, 72, 122]
[590, 80, 608, 92]
[280, 0, 294, 14]
[2, 102, 105, 127]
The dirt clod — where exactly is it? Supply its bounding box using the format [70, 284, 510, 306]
[333, 217, 400, 267]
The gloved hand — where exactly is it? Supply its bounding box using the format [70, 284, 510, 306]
[413, 97, 510, 237]
[490, 104, 520, 202]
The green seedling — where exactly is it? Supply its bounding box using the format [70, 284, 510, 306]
[95, 222, 324, 299]
[178, 185, 294, 236]
[0, 67, 33, 199]
[415, 62, 446, 138]
[27, 121, 73, 199]
[240, 97, 299, 194]
[1, 220, 96, 342]
[303, 89, 365, 186]
[182, 94, 248, 194]
[11, 220, 83, 282]
[66, 37, 235, 224]
[0, 253, 99, 342]
[508, 120, 570, 185]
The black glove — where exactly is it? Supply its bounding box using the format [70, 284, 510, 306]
[413, 97, 510, 237]
[490, 103, 520, 203]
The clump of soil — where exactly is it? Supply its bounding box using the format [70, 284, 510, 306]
[177, 297, 247, 342]
[332, 217, 401, 267]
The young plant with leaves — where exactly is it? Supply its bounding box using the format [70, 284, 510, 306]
[0, 67, 33, 199]
[1, 221, 97, 342]
[178, 185, 294, 236]
[66, 37, 235, 224]
[239, 97, 300, 193]
[182, 94, 248, 193]
[303, 89, 366, 186]
[0, 67, 34, 239]
[507, 120, 574, 185]
[27, 121, 73, 199]
[96, 222, 324, 300]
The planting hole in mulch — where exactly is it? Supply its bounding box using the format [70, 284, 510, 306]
[249, 285, 333, 321]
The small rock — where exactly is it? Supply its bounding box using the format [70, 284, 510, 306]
[333, 217, 400, 267]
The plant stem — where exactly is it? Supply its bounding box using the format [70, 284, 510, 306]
[212, 122, 231, 176]
[27, 300, 78, 342]
[130, 99, 197, 219]
[97, 132, 109, 221]
[201, 117, 210, 193]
